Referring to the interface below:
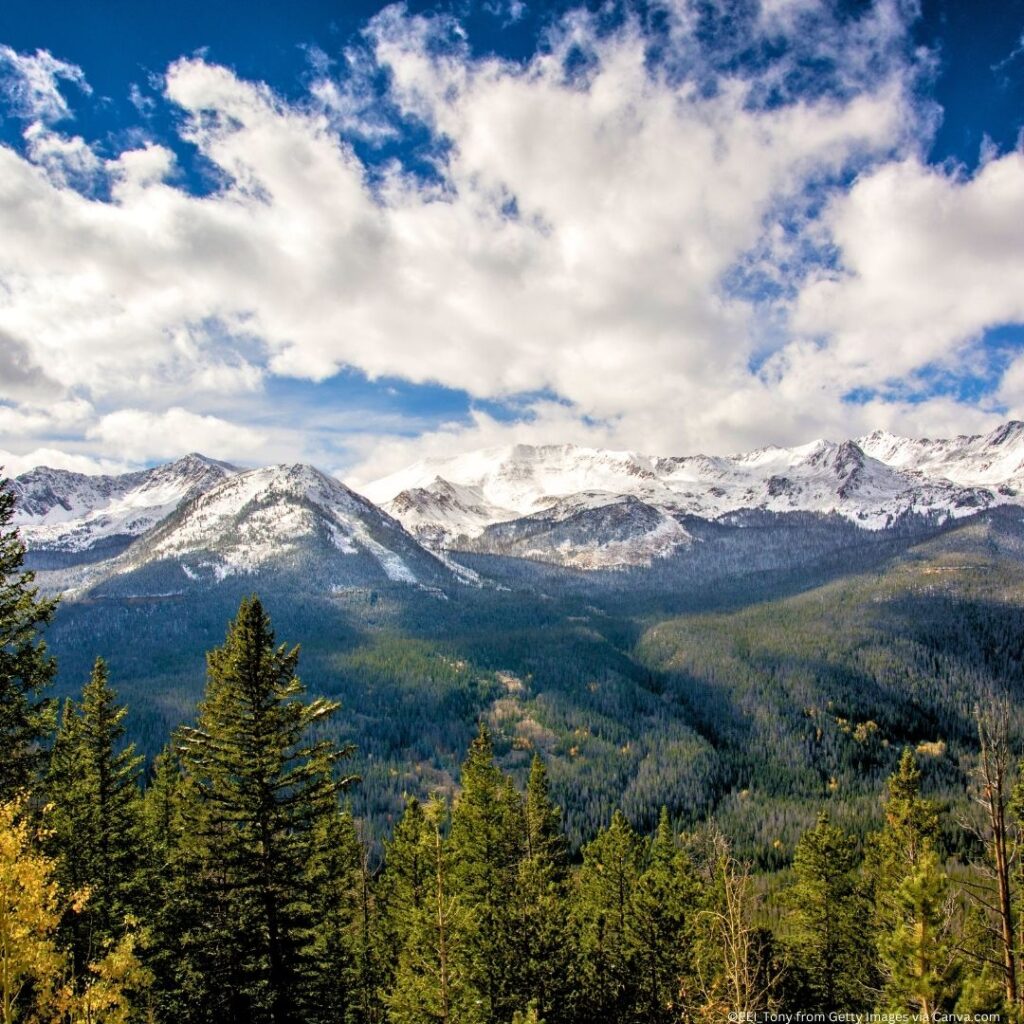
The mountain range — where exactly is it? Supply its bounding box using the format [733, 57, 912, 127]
[13, 423, 1024, 851]
[8, 420, 1024, 587]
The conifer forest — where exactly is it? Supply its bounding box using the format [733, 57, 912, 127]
[5, 0, 1024, 1018]
[8, 467, 1024, 1024]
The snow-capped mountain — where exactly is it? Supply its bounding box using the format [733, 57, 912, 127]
[101, 463, 456, 592]
[363, 444, 675, 522]
[467, 493, 693, 569]
[11, 454, 237, 558]
[857, 421, 1024, 492]
[11, 459, 460, 596]
[363, 423, 1024, 566]
[11, 420, 1024, 583]
[385, 478, 520, 548]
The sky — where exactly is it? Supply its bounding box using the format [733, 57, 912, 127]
[0, 0, 1023, 485]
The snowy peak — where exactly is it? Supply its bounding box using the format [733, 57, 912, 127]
[384, 476, 520, 547]
[118, 462, 451, 589]
[366, 424, 1024, 556]
[12, 453, 238, 554]
[363, 443, 668, 516]
[857, 421, 1024, 491]
[465, 492, 693, 569]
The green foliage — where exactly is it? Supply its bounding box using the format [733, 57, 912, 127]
[869, 750, 958, 1017]
[385, 796, 478, 1024]
[166, 596, 359, 1024]
[783, 813, 874, 1011]
[45, 657, 144, 971]
[514, 757, 572, 1024]
[447, 724, 528, 1022]
[629, 808, 699, 1023]
[0, 476, 56, 801]
[569, 810, 644, 1023]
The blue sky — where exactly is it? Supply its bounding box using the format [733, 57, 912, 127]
[0, 0, 1023, 481]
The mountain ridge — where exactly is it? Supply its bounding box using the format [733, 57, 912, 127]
[366, 422, 1024, 562]
[10, 420, 1024, 579]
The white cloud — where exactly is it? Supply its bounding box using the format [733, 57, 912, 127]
[0, 397, 93, 437]
[0, 448, 133, 478]
[0, 3, 1021, 476]
[0, 46, 90, 123]
[85, 408, 267, 462]
[786, 152, 1024, 391]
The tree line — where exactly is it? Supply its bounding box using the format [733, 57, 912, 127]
[3, 482, 1024, 1022]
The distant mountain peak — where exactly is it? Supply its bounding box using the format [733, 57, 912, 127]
[13, 420, 1024, 583]
[366, 420, 1024, 562]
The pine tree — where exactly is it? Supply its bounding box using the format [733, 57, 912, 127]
[514, 756, 571, 1024]
[629, 807, 700, 1024]
[869, 749, 958, 1017]
[875, 848, 958, 1016]
[0, 475, 56, 801]
[523, 756, 566, 871]
[174, 595, 356, 1024]
[46, 657, 144, 971]
[447, 724, 526, 1023]
[785, 812, 874, 1011]
[302, 804, 376, 1024]
[139, 746, 203, 1023]
[569, 810, 643, 1024]
[386, 796, 477, 1024]
[378, 797, 432, 996]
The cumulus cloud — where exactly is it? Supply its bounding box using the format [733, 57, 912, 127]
[0, 448, 133, 478]
[789, 152, 1024, 389]
[0, 3, 1021, 477]
[0, 46, 90, 123]
[84, 408, 268, 462]
[0, 397, 93, 438]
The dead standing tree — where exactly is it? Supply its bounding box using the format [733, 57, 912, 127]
[691, 827, 781, 1020]
[958, 699, 1018, 1008]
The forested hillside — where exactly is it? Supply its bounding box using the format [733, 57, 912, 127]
[40, 506, 1024, 855]
[7, 476, 1024, 1019]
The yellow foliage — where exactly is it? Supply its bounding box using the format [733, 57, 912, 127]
[0, 797, 149, 1024]
[0, 796, 66, 1024]
[63, 931, 152, 1024]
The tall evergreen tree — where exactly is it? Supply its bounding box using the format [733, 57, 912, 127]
[514, 756, 571, 1024]
[378, 797, 432, 996]
[569, 810, 643, 1024]
[523, 756, 566, 870]
[303, 804, 376, 1024]
[629, 807, 699, 1024]
[784, 812, 874, 1011]
[174, 595, 356, 1024]
[140, 747, 203, 1023]
[447, 724, 526, 1023]
[0, 475, 56, 801]
[46, 658, 144, 971]
[869, 749, 958, 1017]
[386, 796, 477, 1024]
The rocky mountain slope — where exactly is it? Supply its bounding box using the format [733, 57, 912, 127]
[14, 462, 459, 596]
[10, 421, 1024, 581]
[364, 423, 1024, 565]
[11, 454, 237, 561]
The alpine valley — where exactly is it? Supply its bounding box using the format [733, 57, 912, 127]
[10, 421, 1024, 855]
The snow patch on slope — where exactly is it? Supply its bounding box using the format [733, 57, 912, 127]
[12, 454, 238, 552]
[365, 432, 1007, 557]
